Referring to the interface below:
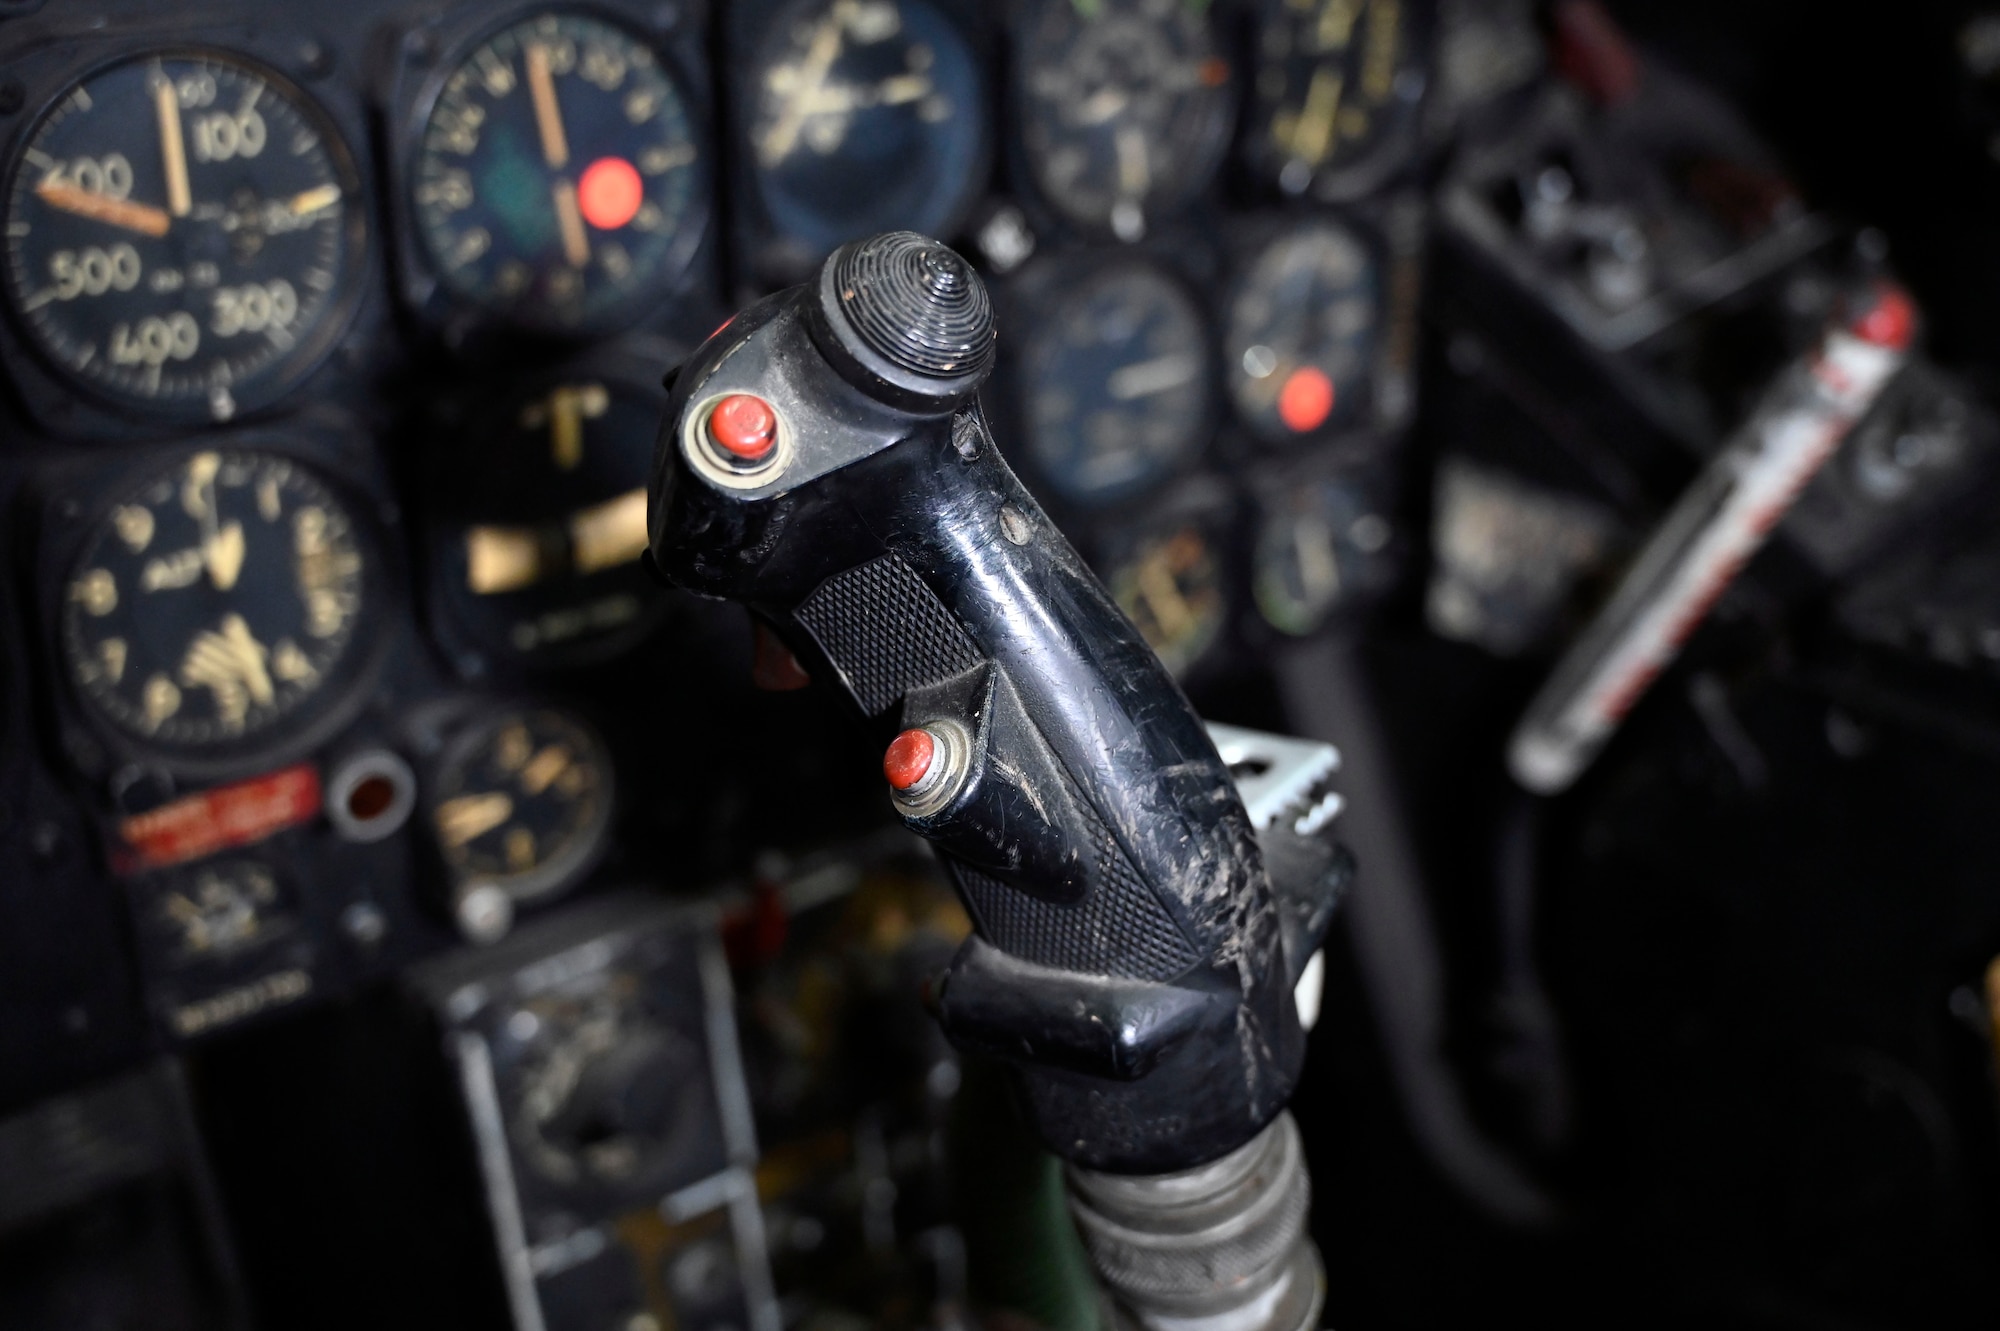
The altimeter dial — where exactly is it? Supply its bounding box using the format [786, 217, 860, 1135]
[61, 450, 370, 754]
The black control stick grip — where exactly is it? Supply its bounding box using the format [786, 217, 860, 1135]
[649, 234, 1302, 1172]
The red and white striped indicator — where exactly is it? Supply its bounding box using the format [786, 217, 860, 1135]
[1507, 283, 1916, 795]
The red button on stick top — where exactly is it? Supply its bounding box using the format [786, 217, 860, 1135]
[884, 729, 936, 791]
[709, 393, 777, 461]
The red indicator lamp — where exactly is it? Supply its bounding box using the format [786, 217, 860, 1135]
[578, 157, 643, 230]
[1277, 366, 1335, 434]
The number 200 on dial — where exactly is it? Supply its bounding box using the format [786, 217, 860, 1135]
[2, 51, 366, 422]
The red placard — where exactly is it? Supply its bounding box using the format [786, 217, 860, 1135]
[116, 764, 321, 873]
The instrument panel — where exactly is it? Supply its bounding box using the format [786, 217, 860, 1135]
[0, 0, 1430, 1072]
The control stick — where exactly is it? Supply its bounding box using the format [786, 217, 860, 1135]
[648, 233, 1343, 1329]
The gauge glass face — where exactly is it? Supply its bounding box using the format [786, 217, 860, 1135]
[62, 450, 369, 754]
[3, 53, 365, 421]
[1251, 0, 1419, 197]
[1017, 0, 1234, 240]
[748, 0, 987, 261]
[432, 707, 612, 904]
[1106, 523, 1224, 677]
[413, 12, 705, 333]
[1227, 222, 1379, 443]
[443, 372, 663, 664]
[1254, 474, 1391, 635]
[1021, 264, 1210, 507]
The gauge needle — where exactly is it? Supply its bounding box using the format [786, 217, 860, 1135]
[180, 613, 276, 721]
[153, 71, 191, 218]
[1136, 556, 1196, 643]
[1076, 88, 1128, 126]
[437, 792, 515, 848]
[175, 452, 244, 591]
[286, 183, 342, 217]
[204, 521, 246, 592]
[1114, 125, 1151, 198]
[34, 182, 170, 237]
[1291, 66, 1345, 165]
[525, 42, 570, 169]
[1107, 352, 1200, 401]
[552, 180, 590, 267]
[1293, 512, 1342, 606]
[758, 16, 847, 165]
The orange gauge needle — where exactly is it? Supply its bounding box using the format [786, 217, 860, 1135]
[35, 182, 170, 237]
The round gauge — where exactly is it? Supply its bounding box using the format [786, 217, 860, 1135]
[1020, 263, 1211, 508]
[1248, 0, 1425, 200]
[1016, 0, 1235, 241]
[152, 858, 294, 964]
[61, 450, 372, 756]
[1226, 221, 1379, 444]
[507, 981, 700, 1186]
[431, 706, 613, 906]
[412, 11, 707, 335]
[434, 361, 667, 668]
[745, 0, 988, 269]
[1253, 474, 1393, 636]
[2, 52, 366, 423]
[1106, 523, 1225, 677]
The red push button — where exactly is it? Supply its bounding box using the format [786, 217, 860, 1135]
[709, 394, 777, 461]
[884, 729, 936, 791]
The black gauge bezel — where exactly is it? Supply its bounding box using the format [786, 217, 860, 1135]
[0, 39, 374, 435]
[384, 0, 716, 345]
[419, 334, 678, 676]
[425, 700, 616, 908]
[1239, 0, 1435, 205]
[31, 432, 399, 784]
[1220, 209, 1392, 448]
[994, 243, 1223, 523]
[1006, 0, 1238, 246]
[723, 0, 997, 291]
[1243, 445, 1406, 640]
[1219, 199, 1426, 451]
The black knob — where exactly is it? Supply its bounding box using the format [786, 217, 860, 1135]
[808, 231, 996, 413]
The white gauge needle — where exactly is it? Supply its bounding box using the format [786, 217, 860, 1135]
[526, 42, 570, 169]
[154, 70, 191, 218]
[1107, 353, 1201, 401]
[286, 183, 342, 217]
[552, 179, 589, 267]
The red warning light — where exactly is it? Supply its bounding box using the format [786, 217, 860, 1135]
[1277, 366, 1335, 433]
[578, 157, 643, 230]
